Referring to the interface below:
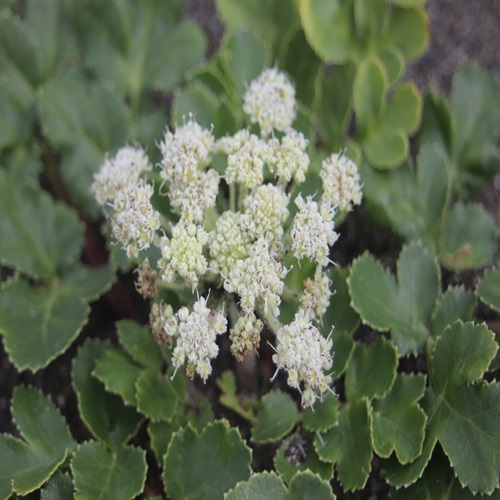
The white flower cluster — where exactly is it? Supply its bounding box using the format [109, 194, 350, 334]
[92, 67, 363, 403]
[167, 296, 227, 382]
[243, 67, 296, 135]
[320, 152, 363, 212]
[272, 311, 334, 408]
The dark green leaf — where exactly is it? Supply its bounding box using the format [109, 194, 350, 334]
[252, 391, 299, 443]
[163, 421, 252, 499]
[136, 371, 177, 422]
[286, 471, 335, 499]
[226, 472, 287, 499]
[431, 286, 475, 336]
[40, 471, 74, 500]
[72, 442, 146, 500]
[303, 395, 339, 433]
[477, 267, 500, 313]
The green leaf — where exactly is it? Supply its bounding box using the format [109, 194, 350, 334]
[345, 336, 398, 400]
[438, 203, 496, 270]
[220, 30, 270, 97]
[316, 62, 356, 148]
[173, 82, 218, 130]
[361, 145, 449, 240]
[353, 58, 387, 132]
[38, 72, 129, 214]
[418, 92, 453, 154]
[72, 442, 146, 500]
[431, 286, 475, 336]
[0, 279, 89, 371]
[274, 437, 333, 485]
[61, 264, 115, 302]
[477, 267, 500, 312]
[451, 64, 500, 196]
[382, 83, 422, 134]
[0, 170, 84, 279]
[148, 419, 178, 463]
[136, 371, 177, 422]
[349, 241, 440, 354]
[225, 472, 287, 499]
[0, 387, 75, 498]
[286, 471, 335, 499]
[314, 399, 372, 491]
[299, 0, 355, 63]
[363, 127, 408, 169]
[72, 340, 143, 448]
[386, 7, 429, 60]
[425, 322, 499, 494]
[252, 391, 299, 443]
[163, 421, 252, 499]
[302, 395, 339, 433]
[218, 371, 257, 422]
[40, 471, 74, 500]
[93, 349, 142, 406]
[117, 320, 163, 372]
[371, 374, 426, 463]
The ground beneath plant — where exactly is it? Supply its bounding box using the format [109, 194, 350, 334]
[1, 1, 499, 499]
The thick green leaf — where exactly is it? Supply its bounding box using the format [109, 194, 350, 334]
[377, 46, 404, 85]
[117, 320, 163, 371]
[349, 241, 440, 354]
[0, 83, 33, 150]
[287, 471, 335, 499]
[477, 267, 500, 312]
[40, 471, 74, 500]
[0, 170, 83, 279]
[72, 442, 146, 500]
[302, 395, 339, 433]
[382, 83, 422, 134]
[353, 58, 387, 132]
[72, 340, 143, 448]
[345, 336, 398, 400]
[299, 0, 355, 63]
[386, 7, 429, 60]
[431, 286, 475, 336]
[225, 472, 287, 499]
[427, 322, 500, 494]
[438, 203, 496, 270]
[274, 438, 333, 485]
[38, 72, 129, 214]
[364, 128, 408, 169]
[252, 391, 299, 443]
[353, 0, 386, 42]
[315, 399, 372, 491]
[163, 421, 252, 499]
[0, 279, 89, 371]
[93, 349, 142, 406]
[0, 387, 75, 498]
[136, 371, 177, 422]
[418, 92, 453, 154]
[371, 374, 426, 463]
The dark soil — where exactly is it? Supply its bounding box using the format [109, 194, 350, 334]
[1, 1, 499, 499]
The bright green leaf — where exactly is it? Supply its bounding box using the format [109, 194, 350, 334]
[173, 82, 218, 130]
[252, 391, 299, 443]
[93, 349, 142, 406]
[136, 371, 177, 422]
[314, 399, 372, 491]
[0, 170, 84, 279]
[477, 267, 500, 312]
[386, 7, 429, 60]
[299, 0, 355, 63]
[438, 203, 496, 270]
[225, 472, 287, 499]
[371, 374, 426, 463]
[364, 127, 407, 169]
[382, 83, 422, 134]
[0, 279, 89, 371]
[72, 340, 143, 448]
[72, 442, 146, 500]
[163, 421, 252, 499]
